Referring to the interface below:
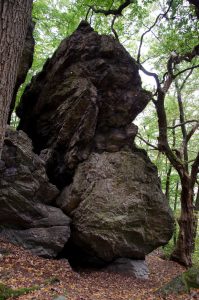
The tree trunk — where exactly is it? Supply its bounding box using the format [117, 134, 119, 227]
[170, 175, 194, 267]
[192, 187, 199, 252]
[0, 0, 32, 159]
[173, 181, 179, 246]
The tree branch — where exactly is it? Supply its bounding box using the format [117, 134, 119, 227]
[167, 120, 198, 129]
[111, 15, 119, 40]
[186, 122, 199, 144]
[174, 63, 199, 78]
[137, 0, 173, 64]
[139, 63, 161, 90]
[137, 134, 159, 150]
[89, 0, 134, 16]
[180, 69, 193, 91]
[85, 6, 91, 21]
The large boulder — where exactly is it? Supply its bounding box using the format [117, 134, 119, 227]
[57, 149, 174, 262]
[17, 21, 150, 188]
[0, 128, 70, 257]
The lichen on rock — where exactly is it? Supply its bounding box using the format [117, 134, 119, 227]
[57, 150, 174, 261]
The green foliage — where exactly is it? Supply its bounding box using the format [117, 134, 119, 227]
[0, 283, 39, 300]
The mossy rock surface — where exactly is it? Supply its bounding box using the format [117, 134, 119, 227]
[157, 267, 199, 296]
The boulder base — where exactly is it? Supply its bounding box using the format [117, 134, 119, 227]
[57, 149, 174, 262]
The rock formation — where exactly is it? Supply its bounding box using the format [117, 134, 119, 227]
[0, 128, 70, 258]
[5, 21, 175, 264]
[17, 21, 150, 188]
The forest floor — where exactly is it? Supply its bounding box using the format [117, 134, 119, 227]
[0, 239, 198, 300]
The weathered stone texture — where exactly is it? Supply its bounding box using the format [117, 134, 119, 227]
[57, 150, 174, 261]
[0, 128, 70, 257]
[17, 21, 150, 187]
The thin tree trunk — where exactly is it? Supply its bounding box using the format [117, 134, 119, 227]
[175, 80, 189, 171]
[165, 119, 176, 201]
[173, 181, 179, 246]
[0, 0, 32, 159]
[192, 187, 199, 252]
[170, 175, 194, 267]
[165, 163, 172, 201]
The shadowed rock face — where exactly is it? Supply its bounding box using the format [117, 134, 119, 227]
[0, 128, 70, 258]
[57, 150, 174, 262]
[17, 21, 150, 188]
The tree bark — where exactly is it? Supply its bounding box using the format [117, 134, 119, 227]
[175, 80, 189, 170]
[0, 0, 33, 158]
[165, 163, 172, 201]
[192, 187, 199, 252]
[173, 181, 179, 246]
[170, 174, 194, 267]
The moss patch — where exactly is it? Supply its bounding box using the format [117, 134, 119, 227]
[0, 282, 39, 300]
[157, 267, 199, 295]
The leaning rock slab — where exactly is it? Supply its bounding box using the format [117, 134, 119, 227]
[0, 128, 70, 257]
[17, 21, 150, 188]
[57, 150, 174, 261]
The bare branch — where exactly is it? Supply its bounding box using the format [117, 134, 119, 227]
[89, 0, 134, 16]
[174, 63, 199, 78]
[180, 69, 193, 91]
[85, 6, 91, 21]
[137, 0, 173, 64]
[139, 63, 160, 90]
[137, 134, 159, 150]
[167, 120, 199, 129]
[186, 122, 199, 144]
[111, 15, 119, 40]
[162, 44, 199, 85]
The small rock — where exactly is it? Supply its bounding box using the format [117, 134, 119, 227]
[105, 258, 149, 279]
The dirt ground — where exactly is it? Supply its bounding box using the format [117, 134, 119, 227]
[0, 239, 198, 300]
